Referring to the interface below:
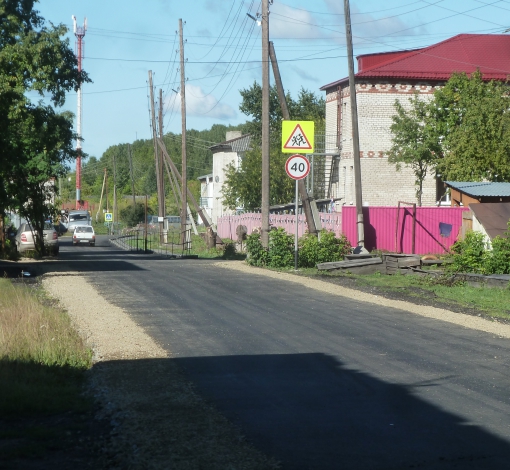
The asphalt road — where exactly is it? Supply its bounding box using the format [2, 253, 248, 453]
[15, 238, 510, 469]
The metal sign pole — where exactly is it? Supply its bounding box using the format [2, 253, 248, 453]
[295, 178, 299, 270]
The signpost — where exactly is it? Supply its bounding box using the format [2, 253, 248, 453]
[285, 154, 310, 270]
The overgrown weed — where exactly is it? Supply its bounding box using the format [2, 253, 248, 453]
[0, 278, 92, 416]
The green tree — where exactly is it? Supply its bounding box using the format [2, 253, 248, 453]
[389, 71, 510, 207]
[224, 84, 325, 210]
[388, 94, 440, 206]
[239, 82, 325, 145]
[432, 71, 510, 181]
[0, 0, 88, 254]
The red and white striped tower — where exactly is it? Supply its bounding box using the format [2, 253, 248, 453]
[72, 15, 87, 209]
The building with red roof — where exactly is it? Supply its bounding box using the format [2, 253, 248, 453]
[320, 34, 510, 207]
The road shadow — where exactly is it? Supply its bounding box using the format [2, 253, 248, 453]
[5, 353, 510, 469]
[164, 352, 510, 470]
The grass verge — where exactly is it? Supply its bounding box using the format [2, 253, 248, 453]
[0, 278, 94, 467]
[293, 268, 510, 321]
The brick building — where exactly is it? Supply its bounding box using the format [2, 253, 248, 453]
[320, 34, 510, 208]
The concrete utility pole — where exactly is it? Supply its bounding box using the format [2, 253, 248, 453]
[179, 19, 188, 244]
[344, 0, 365, 248]
[261, 0, 270, 248]
[269, 41, 318, 236]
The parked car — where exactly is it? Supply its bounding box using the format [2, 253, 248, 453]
[15, 222, 59, 255]
[72, 225, 95, 246]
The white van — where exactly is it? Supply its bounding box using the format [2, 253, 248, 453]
[66, 210, 91, 230]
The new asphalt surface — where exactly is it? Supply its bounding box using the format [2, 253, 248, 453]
[8, 237, 510, 469]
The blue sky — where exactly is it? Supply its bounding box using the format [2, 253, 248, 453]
[33, 0, 509, 161]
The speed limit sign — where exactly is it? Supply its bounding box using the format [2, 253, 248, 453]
[285, 154, 310, 180]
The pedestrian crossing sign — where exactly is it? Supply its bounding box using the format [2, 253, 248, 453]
[282, 120, 314, 153]
[105, 212, 113, 222]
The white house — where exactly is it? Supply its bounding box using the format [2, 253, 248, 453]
[207, 131, 251, 224]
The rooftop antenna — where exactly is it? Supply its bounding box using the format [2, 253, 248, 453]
[72, 15, 87, 210]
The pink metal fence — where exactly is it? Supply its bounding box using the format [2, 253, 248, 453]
[342, 206, 469, 255]
[217, 206, 468, 255]
[217, 213, 335, 240]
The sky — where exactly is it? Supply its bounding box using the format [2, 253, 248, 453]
[32, 0, 510, 163]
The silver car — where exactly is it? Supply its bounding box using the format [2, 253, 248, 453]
[72, 225, 95, 246]
[15, 222, 59, 255]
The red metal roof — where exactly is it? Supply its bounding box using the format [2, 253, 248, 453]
[357, 49, 421, 73]
[321, 34, 510, 90]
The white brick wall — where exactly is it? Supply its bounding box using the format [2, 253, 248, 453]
[324, 81, 439, 206]
[212, 150, 242, 224]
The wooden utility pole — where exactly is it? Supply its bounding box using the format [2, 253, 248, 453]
[113, 152, 117, 235]
[105, 169, 109, 213]
[148, 71, 163, 230]
[157, 138, 218, 237]
[261, 0, 270, 248]
[158, 88, 165, 239]
[179, 18, 188, 244]
[344, 0, 365, 248]
[128, 144, 136, 208]
[269, 41, 318, 236]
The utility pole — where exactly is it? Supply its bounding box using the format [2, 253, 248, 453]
[344, 0, 365, 248]
[105, 169, 109, 213]
[261, 0, 270, 248]
[269, 41, 318, 236]
[158, 88, 165, 239]
[179, 18, 188, 245]
[96, 168, 107, 223]
[148, 71, 162, 232]
[113, 152, 117, 235]
[128, 144, 136, 208]
[72, 16, 87, 210]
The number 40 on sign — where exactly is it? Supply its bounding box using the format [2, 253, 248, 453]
[285, 154, 310, 180]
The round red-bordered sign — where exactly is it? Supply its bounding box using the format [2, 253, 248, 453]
[285, 154, 310, 180]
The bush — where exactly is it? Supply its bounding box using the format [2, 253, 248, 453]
[485, 221, 510, 275]
[245, 232, 268, 266]
[299, 230, 352, 268]
[246, 228, 293, 268]
[267, 228, 294, 268]
[246, 228, 352, 269]
[120, 203, 148, 227]
[222, 241, 237, 260]
[445, 226, 510, 275]
[445, 231, 487, 274]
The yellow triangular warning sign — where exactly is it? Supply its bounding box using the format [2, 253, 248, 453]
[283, 124, 312, 150]
[281, 121, 314, 153]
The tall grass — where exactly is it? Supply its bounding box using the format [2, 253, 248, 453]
[0, 279, 92, 416]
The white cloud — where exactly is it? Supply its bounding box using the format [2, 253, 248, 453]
[178, 84, 237, 120]
[270, 3, 329, 40]
[323, 0, 426, 38]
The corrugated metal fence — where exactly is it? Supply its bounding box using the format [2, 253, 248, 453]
[217, 206, 469, 254]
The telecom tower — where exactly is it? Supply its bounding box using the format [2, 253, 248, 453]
[72, 15, 87, 209]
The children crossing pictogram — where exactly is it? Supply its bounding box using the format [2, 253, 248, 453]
[281, 121, 314, 153]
